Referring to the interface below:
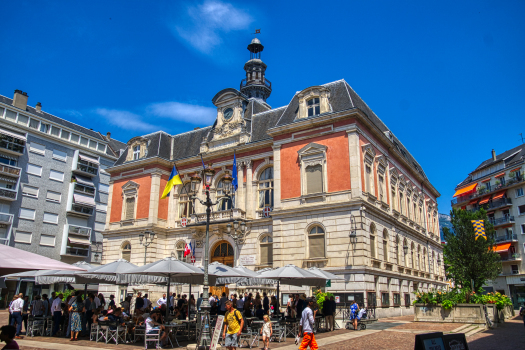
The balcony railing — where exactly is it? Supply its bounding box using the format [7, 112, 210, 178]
[0, 188, 17, 200]
[0, 164, 21, 177]
[68, 225, 92, 237]
[489, 216, 515, 226]
[65, 247, 89, 257]
[470, 198, 512, 213]
[500, 253, 521, 261]
[74, 184, 95, 196]
[69, 205, 94, 216]
[453, 175, 525, 206]
[240, 78, 272, 89]
[190, 208, 246, 224]
[0, 138, 25, 155]
[0, 213, 13, 224]
[495, 233, 518, 243]
[75, 160, 98, 176]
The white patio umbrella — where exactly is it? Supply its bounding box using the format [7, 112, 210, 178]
[217, 265, 275, 286]
[258, 264, 326, 313]
[307, 267, 344, 285]
[35, 261, 117, 285]
[0, 245, 87, 276]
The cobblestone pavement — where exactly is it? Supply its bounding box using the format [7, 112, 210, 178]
[2, 310, 523, 350]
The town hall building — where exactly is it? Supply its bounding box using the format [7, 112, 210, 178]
[101, 38, 445, 317]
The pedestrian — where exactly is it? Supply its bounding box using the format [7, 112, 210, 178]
[219, 292, 228, 315]
[520, 303, 525, 327]
[323, 296, 335, 332]
[9, 294, 24, 339]
[222, 300, 244, 350]
[69, 294, 85, 341]
[30, 295, 44, 317]
[98, 294, 106, 309]
[108, 295, 116, 309]
[157, 293, 167, 307]
[51, 293, 63, 336]
[21, 296, 29, 334]
[41, 294, 49, 317]
[349, 301, 360, 330]
[260, 314, 273, 350]
[236, 293, 244, 311]
[297, 297, 318, 350]
[263, 292, 270, 315]
[197, 293, 203, 311]
[287, 294, 294, 318]
[0, 325, 19, 350]
[135, 292, 144, 312]
[143, 294, 151, 311]
[270, 295, 279, 316]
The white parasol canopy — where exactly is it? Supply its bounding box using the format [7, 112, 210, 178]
[258, 264, 326, 287]
[307, 267, 344, 282]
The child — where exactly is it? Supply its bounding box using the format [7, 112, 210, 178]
[260, 314, 272, 350]
[0, 325, 19, 349]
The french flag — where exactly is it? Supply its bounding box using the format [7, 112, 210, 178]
[184, 242, 192, 257]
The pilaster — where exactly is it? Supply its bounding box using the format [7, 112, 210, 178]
[347, 127, 362, 198]
[148, 173, 161, 225]
[237, 162, 245, 211]
[105, 181, 114, 228]
[246, 161, 254, 219]
[272, 145, 282, 210]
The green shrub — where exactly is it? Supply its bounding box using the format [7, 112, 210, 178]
[412, 288, 511, 310]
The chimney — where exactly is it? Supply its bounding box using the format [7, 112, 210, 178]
[13, 90, 28, 110]
[492, 149, 496, 161]
[106, 132, 111, 140]
[36, 102, 42, 112]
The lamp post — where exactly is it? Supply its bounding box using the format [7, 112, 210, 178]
[189, 165, 217, 350]
[138, 230, 155, 266]
[226, 220, 247, 266]
[349, 213, 358, 244]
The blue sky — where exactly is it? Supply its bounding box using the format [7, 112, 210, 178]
[1, 0, 524, 213]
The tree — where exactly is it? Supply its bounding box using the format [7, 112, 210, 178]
[443, 208, 501, 291]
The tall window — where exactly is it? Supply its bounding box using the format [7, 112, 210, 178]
[417, 246, 421, 270]
[365, 165, 372, 193]
[179, 182, 194, 218]
[217, 178, 234, 210]
[133, 145, 140, 160]
[258, 167, 274, 208]
[378, 174, 385, 201]
[121, 242, 131, 262]
[382, 229, 389, 262]
[307, 97, 320, 116]
[395, 236, 400, 264]
[370, 224, 376, 258]
[403, 239, 408, 267]
[413, 203, 417, 221]
[411, 244, 415, 269]
[407, 197, 411, 218]
[125, 197, 135, 220]
[260, 235, 273, 265]
[399, 192, 404, 214]
[305, 164, 323, 194]
[422, 248, 426, 271]
[176, 241, 186, 262]
[309, 226, 325, 258]
[391, 188, 397, 210]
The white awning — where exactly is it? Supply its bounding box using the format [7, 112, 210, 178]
[0, 176, 17, 183]
[74, 175, 94, 187]
[0, 153, 18, 161]
[73, 193, 96, 207]
[68, 237, 91, 246]
[0, 127, 26, 142]
[78, 154, 100, 165]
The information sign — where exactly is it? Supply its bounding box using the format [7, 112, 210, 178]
[210, 315, 224, 350]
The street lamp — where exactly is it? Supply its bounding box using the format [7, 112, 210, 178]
[226, 220, 247, 266]
[138, 230, 155, 265]
[403, 245, 409, 255]
[190, 163, 218, 350]
[349, 213, 357, 244]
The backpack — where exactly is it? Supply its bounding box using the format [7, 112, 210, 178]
[226, 309, 244, 330]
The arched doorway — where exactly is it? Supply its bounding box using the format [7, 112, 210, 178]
[211, 240, 234, 267]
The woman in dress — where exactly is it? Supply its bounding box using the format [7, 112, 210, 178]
[68, 294, 85, 341]
[349, 301, 360, 330]
[270, 296, 279, 316]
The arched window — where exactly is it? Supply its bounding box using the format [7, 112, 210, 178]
[176, 241, 186, 262]
[307, 97, 320, 116]
[407, 197, 411, 218]
[133, 145, 140, 160]
[121, 242, 131, 262]
[217, 178, 234, 211]
[308, 226, 325, 258]
[260, 235, 273, 265]
[179, 182, 194, 218]
[125, 197, 135, 220]
[403, 238, 408, 267]
[422, 248, 427, 271]
[417, 245, 421, 270]
[370, 224, 377, 258]
[258, 167, 274, 209]
[395, 236, 400, 264]
[382, 229, 389, 262]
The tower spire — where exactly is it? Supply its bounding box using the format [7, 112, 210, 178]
[240, 34, 272, 102]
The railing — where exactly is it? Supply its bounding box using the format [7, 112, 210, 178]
[69, 205, 94, 216]
[489, 216, 515, 226]
[68, 225, 91, 237]
[0, 164, 21, 177]
[495, 234, 518, 243]
[240, 78, 272, 89]
[0, 188, 17, 200]
[500, 253, 521, 261]
[65, 247, 89, 257]
[0, 137, 25, 154]
[452, 175, 524, 206]
[74, 184, 95, 195]
[76, 160, 98, 176]
[190, 208, 246, 223]
[0, 213, 13, 224]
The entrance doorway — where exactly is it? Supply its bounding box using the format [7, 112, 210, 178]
[211, 240, 234, 267]
[210, 286, 229, 298]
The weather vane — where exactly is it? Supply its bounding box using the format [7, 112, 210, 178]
[252, 29, 261, 37]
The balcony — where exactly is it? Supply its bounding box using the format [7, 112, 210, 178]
[495, 233, 518, 243]
[470, 198, 512, 212]
[0, 213, 13, 225]
[64, 247, 89, 257]
[489, 215, 515, 227]
[73, 159, 98, 177]
[68, 225, 92, 237]
[190, 208, 246, 225]
[67, 204, 94, 217]
[453, 175, 525, 206]
[0, 164, 21, 178]
[74, 183, 95, 196]
[500, 253, 521, 262]
[0, 188, 17, 201]
[0, 137, 25, 156]
[240, 78, 272, 89]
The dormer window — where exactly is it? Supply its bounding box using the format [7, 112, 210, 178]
[133, 145, 140, 160]
[307, 97, 320, 117]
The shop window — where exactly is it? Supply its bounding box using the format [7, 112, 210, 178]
[367, 292, 376, 308]
[404, 294, 411, 307]
[393, 293, 401, 306]
[381, 293, 390, 307]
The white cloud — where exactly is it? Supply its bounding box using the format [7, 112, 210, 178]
[173, 0, 253, 54]
[95, 108, 157, 132]
[148, 102, 216, 125]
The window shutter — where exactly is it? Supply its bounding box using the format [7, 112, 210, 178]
[46, 191, 61, 202]
[370, 236, 376, 258]
[125, 197, 135, 220]
[383, 241, 388, 261]
[309, 235, 325, 258]
[261, 244, 269, 264]
[122, 251, 131, 262]
[306, 165, 323, 194]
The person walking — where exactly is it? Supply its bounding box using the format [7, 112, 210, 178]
[349, 301, 360, 330]
[51, 293, 63, 336]
[69, 294, 85, 341]
[197, 293, 204, 311]
[222, 300, 244, 350]
[263, 292, 270, 315]
[135, 292, 144, 313]
[9, 294, 24, 339]
[30, 295, 44, 317]
[323, 296, 335, 332]
[157, 293, 167, 307]
[519, 303, 525, 327]
[298, 298, 318, 350]
[219, 292, 228, 316]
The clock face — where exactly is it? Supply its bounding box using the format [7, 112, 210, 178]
[223, 108, 233, 121]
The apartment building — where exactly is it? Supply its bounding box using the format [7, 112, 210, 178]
[451, 146, 525, 308]
[0, 90, 125, 267]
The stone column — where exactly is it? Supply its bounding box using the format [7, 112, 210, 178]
[105, 181, 114, 228]
[272, 145, 282, 210]
[236, 162, 245, 211]
[167, 191, 178, 228]
[246, 160, 253, 219]
[347, 126, 362, 198]
[148, 173, 161, 225]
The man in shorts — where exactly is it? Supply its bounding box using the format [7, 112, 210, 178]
[222, 300, 244, 350]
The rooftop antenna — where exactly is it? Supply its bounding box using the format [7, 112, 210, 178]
[520, 133, 524, 144]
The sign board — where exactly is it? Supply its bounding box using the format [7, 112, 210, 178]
[190, 256, 196, 264]
[442, 333, 469, 350]
[239, 255, 256, 266]
[263, 206, 272, 218]
[210, 315, 224, 350]
[326, 279, 331, 287]
[414, 332, 445, 350]
[181, 217, 187, 227]
[335, 296, 340, 303]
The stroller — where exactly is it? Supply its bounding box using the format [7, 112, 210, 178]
[345, 308, 368, 330]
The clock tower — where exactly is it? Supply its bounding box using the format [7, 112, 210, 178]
[240, 37, 272, 102]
